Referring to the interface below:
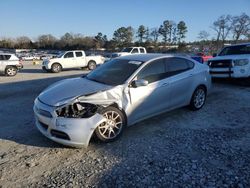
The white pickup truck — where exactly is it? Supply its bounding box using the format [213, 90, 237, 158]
[111, 47, 147, 58]
[208, 43, 250, 80]
[42, 50, 105, 73]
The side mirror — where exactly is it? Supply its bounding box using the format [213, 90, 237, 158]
[131, 79, 148, 88]
[212, 53, 217, 57]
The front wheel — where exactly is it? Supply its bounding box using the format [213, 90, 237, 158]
[95, 107, 125, 142]
[189, 86, 206, 110]
[5, 66, 17, 76]
[51, 63, 62, 73]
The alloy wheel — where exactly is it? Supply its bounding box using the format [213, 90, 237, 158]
[98, 111, 123, 139]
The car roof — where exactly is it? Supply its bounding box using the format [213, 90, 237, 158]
[117, 53, 190, 62]
[225, 43, 250, 47]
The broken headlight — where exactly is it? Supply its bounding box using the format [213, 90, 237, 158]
[56, 102, 98, 118]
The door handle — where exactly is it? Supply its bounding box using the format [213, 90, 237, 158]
[188, 74, 193, 77]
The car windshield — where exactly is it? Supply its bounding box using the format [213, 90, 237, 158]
[86, 59, 143, 86]
[219, 45, 250, 56]
[57, 52, 65, 58]
[122, 47, 133, 52]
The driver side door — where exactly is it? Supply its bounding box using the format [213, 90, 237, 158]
[62, 52, 77, 68]
[127, 58, 172, 124]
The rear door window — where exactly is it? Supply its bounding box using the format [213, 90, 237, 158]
[140, 48, 145, 53]
[75, 52, 82, 57]
[165, 57, 194, 76]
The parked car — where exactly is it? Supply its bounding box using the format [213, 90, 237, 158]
[196, 52, 213, 62]
[34, 53, 211, 147]
[208, 43, 250, 79]
[22, 54, 40, 61]
[0, 53, 23, 76]
[111, 47, 147, 58]
[42, 50, 105, 73]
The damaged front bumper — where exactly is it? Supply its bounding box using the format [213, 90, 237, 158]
[33, 98, 106, 147]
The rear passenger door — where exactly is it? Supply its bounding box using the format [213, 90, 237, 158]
[75, 51, 86, 67]
[165, 57, 195, 108]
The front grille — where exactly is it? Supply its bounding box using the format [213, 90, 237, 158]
[39, 121, 49, 130]
[50, 129, 70, 140]
[208, 60, 232, 68]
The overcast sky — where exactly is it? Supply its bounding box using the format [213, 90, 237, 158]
[0, 0, 250, 41]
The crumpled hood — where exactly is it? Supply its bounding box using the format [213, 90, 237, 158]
[38, 77, 112, 107]
[209, 54, 250, 61]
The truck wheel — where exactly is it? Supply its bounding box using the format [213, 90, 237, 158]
[95, 106, 126, 143]
[51, 63, 62, 73]
[5, 66, 17, 76]
[88, 61, 96, 70]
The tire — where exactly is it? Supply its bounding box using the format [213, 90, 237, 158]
[189, 86, 206, 111]
[88, 61, 96, 70]
[51, 63, 62, 73]
[95, 106, 126, 142]
[5, 66, 17, 76]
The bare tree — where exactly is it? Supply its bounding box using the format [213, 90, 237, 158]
[198, 30, 210, 41]
[231, 13, 250, 42]
[0, 37, 15, 48]
[37, 34, 57, 48]
[16, 36, 32, 49]
[211, 15, 232, 49]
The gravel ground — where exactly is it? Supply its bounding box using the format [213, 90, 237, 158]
[0, 63, 250, 187]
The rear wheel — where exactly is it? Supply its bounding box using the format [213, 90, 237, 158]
[5, 66, 17, 76]
[189, 86, 206, 110]
[51, 63, 62, 73]
[95, 107, 125, 142]
[88, 61, 96, 70]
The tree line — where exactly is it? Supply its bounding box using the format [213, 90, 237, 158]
[0, 13, 249, 53]
[0, 19, 188, 51]
[197, 13, 250, 52]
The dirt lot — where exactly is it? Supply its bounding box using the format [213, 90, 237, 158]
[0, 62, 250, 187]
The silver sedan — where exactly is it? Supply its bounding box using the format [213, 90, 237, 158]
[33, 54, 211, 147]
